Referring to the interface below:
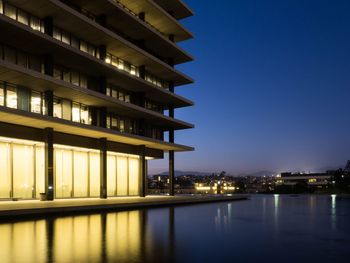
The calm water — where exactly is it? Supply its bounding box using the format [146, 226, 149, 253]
[0, 195, 349, 263]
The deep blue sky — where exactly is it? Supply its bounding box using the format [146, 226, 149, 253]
[149, 0, 350, 175]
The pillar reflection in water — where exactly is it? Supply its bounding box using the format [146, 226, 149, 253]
[0, 220, 47, 263]
[215, 203, 233, 233]
[0, 208, 177, 263]
[331, 194, 337, 230]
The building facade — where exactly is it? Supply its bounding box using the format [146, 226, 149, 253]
[0, 0, 194, 200]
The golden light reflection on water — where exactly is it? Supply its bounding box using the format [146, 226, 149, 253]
[0, 209, 171, 263]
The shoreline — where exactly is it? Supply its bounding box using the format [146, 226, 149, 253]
[0, 195, 249, 221]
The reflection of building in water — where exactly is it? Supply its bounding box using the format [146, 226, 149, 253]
[0, 208, 177, 262]
[215, 204, 233, 233]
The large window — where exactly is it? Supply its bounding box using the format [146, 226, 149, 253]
[117, 156, 128, 196]
[73, 151, 89, 197]
[1, 2, 43, 32]
[106, 85, 131, 103]
[31, 91, 41, 114]
[6, 86, 17, 109]
[0, 142, 11, 199]
[128, 157, 140, 196]
[107, 152, 140, 197]
[54, 145, 102, 199]
[53, 99, 62, 118]
[0, 137, 140, 200]
[0, 83, 4, 106]
[12, 144, 34, 199]
[0, 138, 44, 200]
[72, 102, 80, 123]
[107, 155, 117, 196]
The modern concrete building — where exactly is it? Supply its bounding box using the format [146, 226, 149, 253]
[0, 0, 194, 201]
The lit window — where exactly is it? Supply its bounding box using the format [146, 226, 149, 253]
[61, 31, 70, 45]
[42, 97, 47, 115]
[6, 86, 17, 109]
[31, 91, 41, 114]
[105, 54, 111, 64]
[112, 57, 118, 68]
[72, 103, 80, 122]
[118, 91, 124, 101]
[17, 10, 29, 25]
[0, 83, 4, 106]
[106, 87, 111, 96]
[71, 72, 79, 86]
[30, 17, 41, 31]
[130, 65, 137, 76]
[80, 105, 90, 124]
[53, 28, 61, 41]
[308, 178, 317, 183]
[125, 94, 130, 103]
[53, 99, 62, 118]
[117, 59, 124, 70]
[0, 1, 3, 14]
[111, 117, 117, 130]
[80, 75, 87, 88]
[80, 41, 88, 53]
[111, 88, 117, 99]
[119, 119, 125, 132]
[4, 4, 16, 20]
[106, 116, 111, 129]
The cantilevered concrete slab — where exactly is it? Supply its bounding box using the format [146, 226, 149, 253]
[1, 0, 193, 86]
[0, 61, 194, 130]
[0, 107, 194, 152]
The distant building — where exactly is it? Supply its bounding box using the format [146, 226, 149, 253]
[275, 172, 331, 188]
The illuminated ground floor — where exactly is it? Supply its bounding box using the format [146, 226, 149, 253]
[0, 137, 141, 199]
[0, 122, 162, 201]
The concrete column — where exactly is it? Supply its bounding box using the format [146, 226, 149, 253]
[167, 78, 175, 194]
[99, 45, 107, 61]
[169, 81, 174, 93]
[139, 145, 147, 197]
[99, 107, 107, 128]
[44, 90, 53, 117]
[100, 138, 107, 199]
[139, 65, 146, 80]
[44, 128, 54, 200]
[43, 16, 53, 36]
[43, 55, 54, 77]
[169, 150, 175, 196]
[99, 76, 107, 94]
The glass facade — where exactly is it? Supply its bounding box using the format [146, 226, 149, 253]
[0, 137, 44, 199]
[107, 152, 140, 197]
[0, 137, 141, 200]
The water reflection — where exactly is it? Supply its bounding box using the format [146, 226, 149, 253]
[331, 194, 336, 230]
[0, 209, 175, 263]
[0, 196, 349, 263]
[214, 204, 233, 233]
